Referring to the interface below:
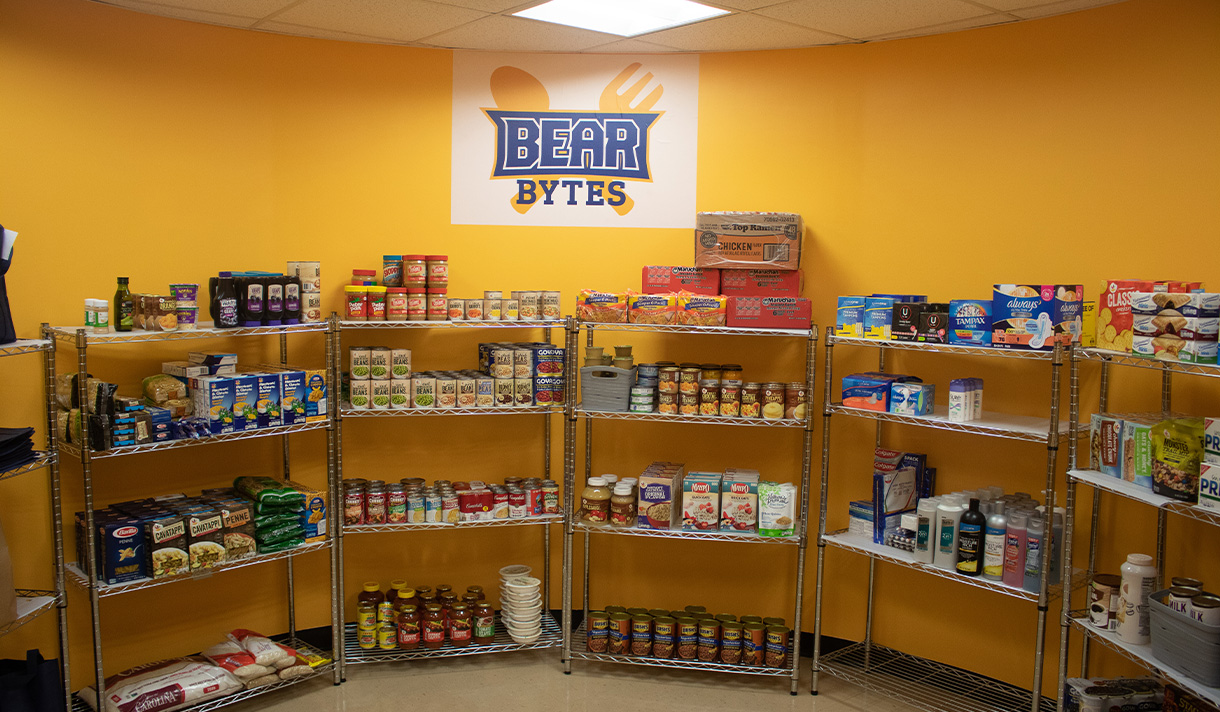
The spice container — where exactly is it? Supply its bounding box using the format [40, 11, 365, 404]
[404, 255, 427, 287]
[608, 613, 631, 654]
[587, 611, 610, 652]
[427, 289, 448, 321]
[344, 286, 368, 321]
[652, 616, 676, 659]
[697, 619, 720, 661]
[406, 288, 427, 321]
[426, 255, 448, 287]
[386, 288, 408, 321]
[630, 615, 653, 656]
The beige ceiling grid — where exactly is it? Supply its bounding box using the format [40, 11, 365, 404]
[88, 0, 1127, 52]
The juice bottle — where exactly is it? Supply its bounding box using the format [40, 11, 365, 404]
[215, 272, 239, 329]
[114, 277, 134, 332]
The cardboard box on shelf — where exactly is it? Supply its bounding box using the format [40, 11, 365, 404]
[991, 285, 1082, 350]
[694, 212, 802, 271]
[728, 296, 811, 329]
[863, 297, 895, 340]
[640, 266, 720, 296]
[637, 463, 684, 530]
[718, 269, 802, 298]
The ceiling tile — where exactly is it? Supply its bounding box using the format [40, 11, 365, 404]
[700, 0, 787, 10]
[1006, 0, 1124, 19]
[93, 0, 299, 19]
[861, 13, 1015, 40]
[640, 12, 850, 50]
[756, 0, 990, 40]
[583, 38, 684, 54]
[255, 20, 402, 42]
[427, 0, 539, 11]
[421, 14, 620, 51]
[270, 0, 487, 42]
[89, 0, 265, 26]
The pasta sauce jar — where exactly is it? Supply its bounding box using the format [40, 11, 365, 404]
[422, 604, 446, 649]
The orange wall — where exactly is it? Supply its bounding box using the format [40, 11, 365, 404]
[0, 0, 1218, 697]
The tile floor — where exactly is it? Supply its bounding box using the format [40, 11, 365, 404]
[249, 650, 922, 712]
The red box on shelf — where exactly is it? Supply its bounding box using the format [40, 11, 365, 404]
[641, 266, 721, 296]
[726, 297, 812, 329]
[719, 269, 802, 297]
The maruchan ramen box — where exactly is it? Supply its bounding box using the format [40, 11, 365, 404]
[727, 297, 811, 329]
[718, 269, 802, 298]
[641, 266, 720, 296]
[695, 212, 802, 271]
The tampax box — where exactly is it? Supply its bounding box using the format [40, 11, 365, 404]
[835, 296, 866, 337]
[637, 463, 684, 530]
[190, 375, 236, 435]
[727, 297, 811, 329]
[641, 266, 720, 295]
[695, 212, 803, 271]
[681, 471, 722, 532]
[719, 269, 802, 298]
[863, 297, 895, 340]
[948, 299, 992, 346]
[230, 374, 261, 432]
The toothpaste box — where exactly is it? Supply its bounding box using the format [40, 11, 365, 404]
[727, 297, 811, 329]
[230, 374, 261, 431]
[719, 269, 802, 297]
[190, 375, 236, 435]
[890, 382, 935, 416]
[1199, 463, 1220, 511]
[948, 299, 992, 346]
[641, 266, 720, 296]
[891, 302, 924, 342]
[1090, 413, 1124, 478]
[864, 297, 895, 340]
[835, 296, 866, 337]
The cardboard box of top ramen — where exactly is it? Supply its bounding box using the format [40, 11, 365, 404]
[728, 297, 811, 329]
[641, 266, 720, 295]
[695, 212, 802, 271]
[719, 269, 802, 297]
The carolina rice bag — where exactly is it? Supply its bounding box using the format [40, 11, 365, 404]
[78, 658, 241, 712]
[227, 629, 293, 668]
[202, 640, 269, 681]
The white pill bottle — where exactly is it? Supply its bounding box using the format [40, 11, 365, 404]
[1116, 553, 1158, 644]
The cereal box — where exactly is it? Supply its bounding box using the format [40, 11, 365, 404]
[637, 463, 683, 530]
[719, 269, 802, 297]
[948, 299, 992, 346]
[628, 293, 678, 325]
[641, 266, 720, 295]
[890, 302, 923, 342]
[695, 212, 802, 271]
[1090, 413, 1123, 478]
[835, 296, 866, 337]
[727, 297, 811, 329]
[864, 297, 895, 340]
[720, 469, 760, 532]
[681, 472, 721, 531]
[992, 285, 1080, 350]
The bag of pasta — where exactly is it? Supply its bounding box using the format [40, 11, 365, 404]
[677, 292, 727, 327]
[628, 293, 678, 325]
[576, 290, 629, 324]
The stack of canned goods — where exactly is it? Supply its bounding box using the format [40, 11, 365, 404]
[628, 364, 659, 413]
[347, 346, 412, 409]
[586, 604, 789, 668]
[343, 476, 561, 526]
[444, 290, 562, 322]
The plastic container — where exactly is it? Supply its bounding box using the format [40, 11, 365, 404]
[914, 498, 937, 564]
[1003, 511, 1028, 588]
[345, 285, 368, 321]
[580, 366, 637, 412]
[382, 256, 402, 287]
[933, 495, 964, 571]
[982, 501, 1007, 581]
[426, 255, 448, 288]
[1149, 588, 1220, 685]
[1118, 553, 1158, 644]
[1023, 514, 1046, 593]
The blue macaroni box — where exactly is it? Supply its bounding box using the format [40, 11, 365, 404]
[836, 296, 866, 338]
[949, 299, 992, 346]
[190, 375, 236, 435]
[230, 374, 261, 431]
[864, 297, 895, 340]
[247, 373, 282, 429]
[277, 370, 307, 426]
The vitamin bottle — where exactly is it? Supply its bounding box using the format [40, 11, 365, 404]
[982, 501, 1008, 581]
[956, 498, 985, 577]
[1003, 511, 1028, 588]
[933, 495, 964, 571]
[1117, 553, 1158, 644]
[1023, 514, 1046, 593]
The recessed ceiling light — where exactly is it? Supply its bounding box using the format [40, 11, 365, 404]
[513, 0, 729, 37]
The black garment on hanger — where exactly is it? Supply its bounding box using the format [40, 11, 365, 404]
[0, 224, 15, 345]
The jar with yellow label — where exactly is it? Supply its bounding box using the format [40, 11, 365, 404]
[355, 602, 376, 630]
[378, 622, 397, 650]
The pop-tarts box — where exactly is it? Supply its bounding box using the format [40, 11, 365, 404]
[190, 375, 236, 435]
[230, 374, 261, 431]
[864, 297, 894, 340]
[948, 299, 992, 346]
[992, 285, 1081, 350]
[836, 296, 866, 338]
[890, 382, 935, 416]
[243, 372, 282, 429]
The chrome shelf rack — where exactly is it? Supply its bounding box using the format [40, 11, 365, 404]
[0, 326, 69, 711]
[813, 332, 1068, 712]
[561, 319, 818, 695]
[1055, 347, 1220, 709]
[54, 321, 341, 707]
[332, 314, 565, 680]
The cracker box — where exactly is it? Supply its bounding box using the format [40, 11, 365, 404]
[190, 375, 236, 435]
[1097, 280, 1160, 352]
[863, 297, 895, 340]
[948, 299, 992, 346]
[681, 472, 722, 531]
[1090, 413, 1123, 478]
[835, 296, 866, 337]
[916, 303, 949, 344]
[992, 285, 1077, 350]
[720, 469, 760, 532]
[890, 382, 935, 416]
[1205, 418, 1220, 464]
[727, 296, 811, 329]
[719, 269, 802, 298]
[637, 463, 684, 530]
[891, 302, 924, 342]
[695, 212, 802, 271]
[1199, 463, 1220, 511]
[641, 266, 721, 296]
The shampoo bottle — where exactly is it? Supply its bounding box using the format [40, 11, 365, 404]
[983, 501, 1008, 581]
[1003, 510, 1028, 589]
[914, 498, 937, 564]
[1023, 514, 1046, 593]
[1048, 507, 1065, 586]
[956, 498, 986, 577]
[934, 495, 964, 571]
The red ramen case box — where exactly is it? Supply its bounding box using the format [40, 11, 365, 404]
[719, 269, 802, 298]
[727, 297, 811, 329]
[641, 266, 721, 295]
[695, 212, 802, 271]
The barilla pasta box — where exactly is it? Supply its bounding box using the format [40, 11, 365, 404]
[230, 374, 261, 431]
[727, 296, 811, 329]
[1090, 413, 1123, 478]
[641, 266, 720, 295]
[694, 212, 803, 271]
[863, 297, 894, 340]
[719, 269, 802, 297]
[948, 299, 992, 346]
[835, 296, 866, 337]
[99, 516, 146, 584]
[991, 285, 1081, 350]
[190, 375, 236, 435]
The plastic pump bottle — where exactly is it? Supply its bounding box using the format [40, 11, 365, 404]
[1003, 511, 1028, 589]
[1023, 514, 1046, 593]
[955, 498, 986, 577]
[982, 501, 1008, 581]
[934, 495, 965, 571]
[914, 498, 938, 564]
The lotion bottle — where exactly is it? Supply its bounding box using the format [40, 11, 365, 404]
[1023, 514, 1046, 593]
[1003, 510, 1028, 589]
[982, 501, 1008, 581]
[934, 495, 964, 571]
[914, 498, 937, 564]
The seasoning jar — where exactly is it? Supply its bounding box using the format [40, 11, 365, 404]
[386, 288, 409, 321]
[697, 619, 720, 661]
[741, 382, 763, 418]
[652, 616, 676, 659]
[344, 285, 368, 321]
[587, 611, 610, 652]
[426, 255, 449, 288]
[765, 625, 789, 668]
[406, 288, 427, 321]
[427, 288, 448, 321]
[581, 476, 612, 526]
[630, 615, 653, 656]
[404, 255, 427, 287]
[422, 604, 445, 649]
[382, 256, 402, 287]
[608, 612, 632, 655]
[449, 603, 473, 646]
[397, 604, 420, 649]
[609, 483, 636, 527]
[700, 363, 722, 383]
[676, 617, 698, 660]
[742, 623, 766, 666]
[351, 268, 377, 285]
[473, 602, 496, 644]
[720, 621, 744, 664]
[762, 382, 786, 420]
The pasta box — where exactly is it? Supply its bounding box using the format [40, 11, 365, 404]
[189, 375, 236, 435]
[99, 516, 146, 585]
[145, 512, 188, 579]
[641, 266, 721, 295]
[637, 464, 683, 530]
[185, 506, 226, 571]
[718, 269, 801, 297]
[727, 297, 811, 329]
[694, 212, 802, 271]
[681, 472, 722, 531]
[215, 499, 256, 560]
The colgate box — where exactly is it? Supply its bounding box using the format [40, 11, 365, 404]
[641, 266, 720, 295]
[719, 269, 802, 297]
[727, 296, 811, 329]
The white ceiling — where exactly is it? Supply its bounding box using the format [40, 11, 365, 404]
[87, 0, 1127, 52]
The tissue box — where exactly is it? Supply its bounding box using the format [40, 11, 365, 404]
[890, 382, 935, 416]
